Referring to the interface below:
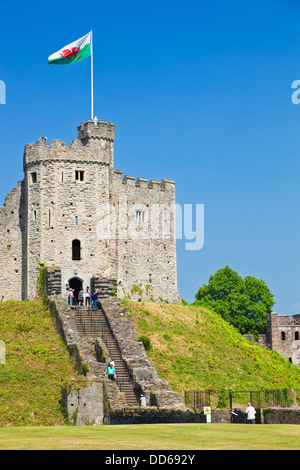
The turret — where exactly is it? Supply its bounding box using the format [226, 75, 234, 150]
[77, 119, 115, 144]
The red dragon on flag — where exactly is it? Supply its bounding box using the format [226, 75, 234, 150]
[60, 47, 80, 60]
[48, 32, 92, 66]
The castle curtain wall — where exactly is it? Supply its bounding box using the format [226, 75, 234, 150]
[0, 182, 25, 300]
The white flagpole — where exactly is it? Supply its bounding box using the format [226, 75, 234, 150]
[91, 30, 94, 120]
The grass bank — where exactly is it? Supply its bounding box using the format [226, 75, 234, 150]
[0, 300, 75, 426]
[128, 302, 300, 394]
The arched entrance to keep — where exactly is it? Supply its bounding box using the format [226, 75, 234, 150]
[68, 277, 83, 305]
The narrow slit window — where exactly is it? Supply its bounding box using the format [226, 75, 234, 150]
[31, 172, 37, 183]
[281, 331, 285, 341]
[75, 216, 78, 226]
[136, 210, 145, 223]
[75, 170, 84, 182]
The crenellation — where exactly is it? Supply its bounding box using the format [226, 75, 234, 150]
[77, 119, 115, 143]
[122, 175, 136, 186]
[135, 177, 148, 188]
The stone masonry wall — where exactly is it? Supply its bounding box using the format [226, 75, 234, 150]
[262, 408, 300, 424]
[267, 312, 300, 366]
[0, 181, 25, 300]
[61, 378, 104, 426]
[110, 171, 180, 303]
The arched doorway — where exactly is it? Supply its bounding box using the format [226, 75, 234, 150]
[68, 277, 83, 305]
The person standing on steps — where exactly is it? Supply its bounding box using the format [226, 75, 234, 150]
[140, 394, 147, 407]
[91, 290, 98, 310]
[68, 288, 74, 307]
[107, 363, 117, 380]
[85, 287, 91, 308]
[78, 288, 84, 307]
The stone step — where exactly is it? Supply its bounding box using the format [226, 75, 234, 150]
[73, 305, 139, 407]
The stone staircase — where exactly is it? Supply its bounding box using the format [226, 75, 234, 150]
[48, 291, 186, 424]
[73, 305, 139, 408]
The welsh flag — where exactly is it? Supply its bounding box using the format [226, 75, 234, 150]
[48, 32, 92, 65]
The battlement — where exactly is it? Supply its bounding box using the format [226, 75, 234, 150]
[23, 121, 115, 170]
[268, 312, 300, 326]
[77, 119, 115, 144]
[113, 169, 175, 194]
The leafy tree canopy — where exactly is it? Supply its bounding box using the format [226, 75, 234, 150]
[193, 266, 275, 337]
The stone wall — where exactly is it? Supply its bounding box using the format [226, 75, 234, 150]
[110, 170, 180, 303]
[108, 408, 233, 425]
[267, 312, 300, 366]
[46, 267, 62, 297]
[243, 313, 300, 367]
[61, 378, 104, 426]
[0, 181, 25, 300]
[243, 334, 270, 349]
[262, 408, 300, 424]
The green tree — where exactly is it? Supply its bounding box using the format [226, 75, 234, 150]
[194, 266, 275, 337]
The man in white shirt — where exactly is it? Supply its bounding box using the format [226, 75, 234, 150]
[246, 403, 256, 424]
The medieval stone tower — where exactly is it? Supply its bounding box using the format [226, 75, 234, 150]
[0, 119, 180, 303]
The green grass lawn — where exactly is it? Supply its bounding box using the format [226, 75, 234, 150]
[0, 423, 299, 450]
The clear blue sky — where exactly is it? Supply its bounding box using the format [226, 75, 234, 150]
[1, 0, 300, 313]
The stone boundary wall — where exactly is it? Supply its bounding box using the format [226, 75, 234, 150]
[61, 378, 104, 426]
[262, 408, 300, 424]
[108, 408, 232, 425]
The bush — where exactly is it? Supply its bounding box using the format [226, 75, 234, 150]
[139, 334, 151, 351]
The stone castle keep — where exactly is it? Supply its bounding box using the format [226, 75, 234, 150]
[0, 119, 180, 303]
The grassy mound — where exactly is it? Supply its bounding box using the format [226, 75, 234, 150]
[128, 302, 300, 394]
[1, 298, 300, 426]
[0, 300, 75, 426]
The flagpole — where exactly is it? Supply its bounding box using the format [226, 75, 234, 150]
[91, 30, 94, 120]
